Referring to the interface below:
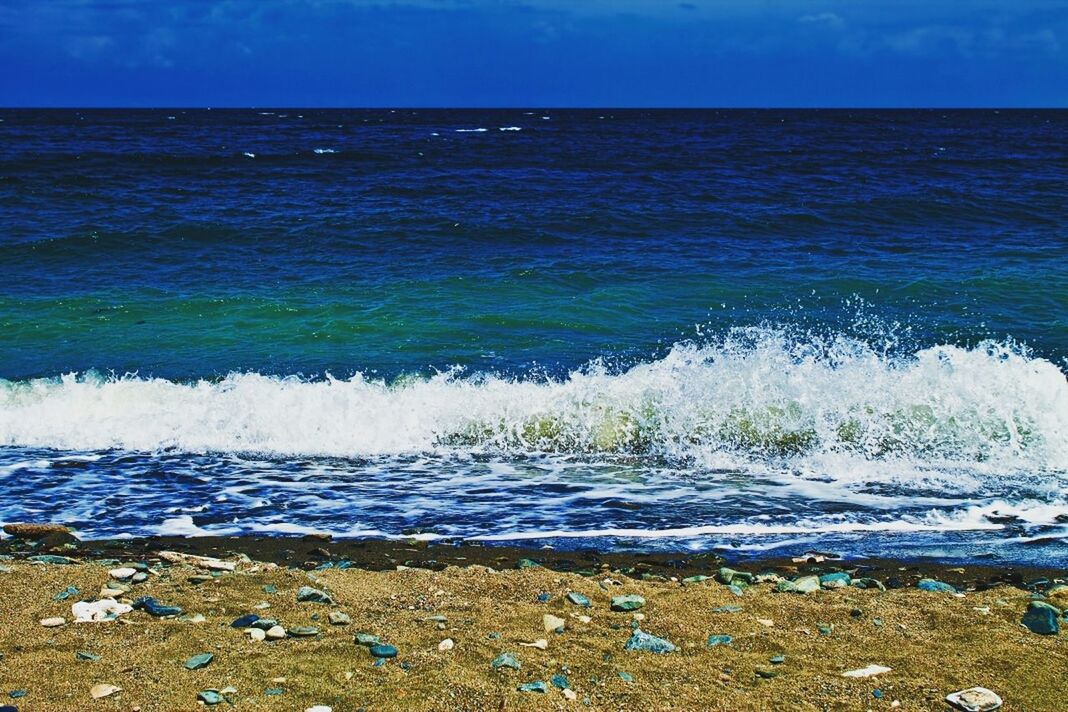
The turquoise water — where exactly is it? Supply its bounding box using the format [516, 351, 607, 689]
[1, 109, 1066, 562]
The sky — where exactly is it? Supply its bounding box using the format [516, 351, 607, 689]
[0, 0, 1065, 107]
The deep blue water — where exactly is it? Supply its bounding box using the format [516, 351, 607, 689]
[1, 109, 1066, 563]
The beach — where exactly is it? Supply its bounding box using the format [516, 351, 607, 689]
[1, 530, 1065, 711]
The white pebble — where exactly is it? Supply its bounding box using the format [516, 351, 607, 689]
[109, 567, 137, 580]
[266, 625, 286, 639]
[438, 638, 454, 651]
[40, 616, 65, 627]
[248, 627, 266, 641]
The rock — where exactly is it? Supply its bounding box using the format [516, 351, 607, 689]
[296, 586, 333, 604]
[917, 578, 956, 593]
[728, 584, 745, 597]
[820, 572, 851, 589]
[230, 614, 260, 628]
[517, 681, 548, 693]
[946, 687, 1003, 712]
[1021, 601, 1060, 635]
[551, 673, 569, 689]
[39, 617, 65, 628]
[770, 654, 785, 664]
[158, 551, 236, 572]
[132, 596, 182, 617]
[438, 638, 454, 651]
[682, 575, 711, 584]
[852, 577, 887, 591]
[756, 618, 774, 627]
[618, 671, 633, 682]
[197, 690, 224, 705]
[491, 652, 521, 670]
[369, 643, 397, 658]
[248, 628, 266, 642]
[354, 633, 381, 646]
[707, 634, 732, 647]
[76, 651, 101, 661]
[793, 576, 821, 593]
[543, 614, 566, 633]
[610, 594, 645, 612]
[27, 554, 77, 565]
[775, 580, 799, 593]
[519, 639, 549, 650]
[302, 532, 333, 542]
[818, 623, 834, 636]
[562, 688, 578, 701]
[52, 585, 79, 601]
[842, 664, 892, 678]
[328, 611, 351, 625]
[713, 605, 743, 614]
[265, 625, 286, 640]
[184, 653, 213, 670]
[717, 567, 753, 585]
[624, 628, 676, 653]
[567, 592, 591, 607]
[3, 523, 70, 539]
[72, 598, 132, 622]
[89, 683, 121, 699]
[131, 572, 148, 583]
[516, 558, 540, 569]
[306, 707, 332, 712]
[109, 567, 136, 580]
[289, 626, 320, 637]
[755, 667, 779, 679]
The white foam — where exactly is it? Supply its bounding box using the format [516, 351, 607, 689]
[499, 126, 522, 131]
[312, 148, 337, 154]
[455, 128, 488, 133]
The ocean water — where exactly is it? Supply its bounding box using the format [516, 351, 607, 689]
[1, 109, 1066, 563]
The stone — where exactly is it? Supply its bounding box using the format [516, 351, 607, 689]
[793, 576, 821, 593]
[248, 628, 266, 642]
[820, 572, 851, 588]
[369, 643, 397, 658]
[197, 690, 224, 705]
[618, 671, 633, 682]
[755, 667, 779, 679]
[842, 664, 892, 678]
[717, 567, 753, 585]
[818, 623, 834, 636]
[917, 578, 956, 593]
[27, 554, 77, 565]
[90, 684, 121, 699]
[296, 586, 332, 604]
[517, 681, 548, 693]
[109, 567, 136, 580]
[132, 596, 182, 617]
[562, 688, 578, 701]
[290, 626, 319, 637]
[946, 687, 1003, 712]
[39, 617, 65, 628]
[265, 625, 286, 640]
[158, 551, 235, 572]
[543, 614, 566, 633]
[713, 605, 743, 614]
[328, 611, 351, 625]
[770, 654, 786, 664]
[354, 633, 381, 646]
[516, 558, 540, 569]
[707, 634, 732, 647]
[184, 653, 213, 670]
[551, 673, 569, 689]
[519, 639, 548, 650]
[438, 638, 454, 651]
[306, 707, 332, 712]
[72, 598, 132, 622]
[756, 618, 774, 627]
[491, 652, 521, 670]
[3, 523, 70, 539]
[52, 585, 79, 601]
[1021, 601, 1060, 635]
[76, 651, 101, 661]
[567, 592, 591, 607]
[610, 594, 645, 612]
[624, 628, 676, 653]
[852, 577, 887, 591]
[231, 614, 260, 628]
[682, 575, 711, 584]
[728, 584, 745, 597]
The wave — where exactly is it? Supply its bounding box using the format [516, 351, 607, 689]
[1, 329, 1066, 480]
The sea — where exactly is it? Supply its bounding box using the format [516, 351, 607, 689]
[1, 109, 1066, 564]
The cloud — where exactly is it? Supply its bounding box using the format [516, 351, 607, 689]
[798, 12, 844, 28]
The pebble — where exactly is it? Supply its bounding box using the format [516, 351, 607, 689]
[562, 688, 578, 701]
[945, 686, 1003, 712]
[793, 575, 821, 593]
[108, 567, 136, 580]
[618, 671, 633, 682]
[820, 572, 851, 589]
[755, 667, 779, 679]
[75, 651, 101, 661]
[132, 596, 182, 617]
[231, 614, 259, 628]
[197, 690, 224, 705]
[610, 594, 645, 612]
[1021, 601, 1060, 635]
[519, 639, 548, 650]
[52, 585, 79, 601]
[290, 626, 320, 637]
[543, 614, 566, 633]
[551, 673, 569, 689]
[916, 578, 957, 593]
[517, 681, 548, 693]
[305, 707, 332, 712]
[707, 634, 732, 647]
[28, 554, 77, 565]
[184, 653, 213, 670]
[438, 638, 454, 651]
[567, 592, 591, 607]
[39, 617, 65, 628]
[355, 633, 381, 646]
[491, 652, 521, 670]
[756, 618, 774, 627]
[266, 625, 287, 640]
[248, 628, 266, 642]
[369, 643, 397, 658]
[296, 586, 333, 604]
[327, 611, 351, 625]
[713, 605, 743, 614]
[624, 628, 676, 653]
[842, 664, 891, 678]
[89, 684, 121, 699]
[3, 522, 70, 538]
[72, 598, 133, 622]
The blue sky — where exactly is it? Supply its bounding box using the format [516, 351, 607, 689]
[1, 0, 1065, 106]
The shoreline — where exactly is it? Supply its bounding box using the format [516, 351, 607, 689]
[1, 529, 1066, 710]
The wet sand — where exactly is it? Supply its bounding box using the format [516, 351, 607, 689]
[0, 534, 1065, 711]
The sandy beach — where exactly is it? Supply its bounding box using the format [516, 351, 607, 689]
[1, 532, 1065, 711]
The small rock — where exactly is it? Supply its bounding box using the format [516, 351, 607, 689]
[755, 667, 779, 679]
[197, 690, 224, 705]
[290, 626, 320, 637]
[562, 688, 578, 701]
[543, 614, 566, 633]
[72, 598, 132, 622]
[842, 664, 892, 678]
[1021, 601, 1060, 635]
[90, 684, 121, 699]
[39, 617, 65, 628]
[354, 633, 381, 646]
[52, 585, 79, 601]
[707, 634, 732, 647]
[438, 638, 454, 651]
[713, 605, 743, 614]
[517, 681, 547, 693]
[109, 567, 137, 580]
[820, 572, 851, 589]
[491, 652, 521, 670]
[296, 586, 332, 604]
[327, 611, 351, 625]
[624, 628, 676, 653]
[756, 618, 774, 627]
[567, 592, 591, 607]
[305, 707, 332, 712]
[4, 522, 71, 538]
[792, 576, 821, 593]
[28, 554, 78, 565]
[184, 653, 213, 670]
[516, 558, 540, 569]
[946, 687, 1003, 712]
[610, 594, 645, 612]
[265, 625, 286, 640]
[248, 628, 266, 642]
[519, 639, 548, 650]
[770, 654, 785, 664]
[916, 578, 956, 593]
[618, 671, 633, 682]
[75, 651, 101, 661]
[132, 596, 182, 617]
[230, 614, 260, 628]
[369, 643, 397, 658]
[551, 673, 569, 689]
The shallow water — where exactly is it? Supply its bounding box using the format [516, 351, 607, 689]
[1, 109, 1066, 563]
